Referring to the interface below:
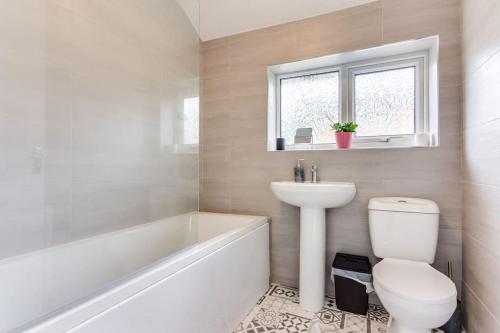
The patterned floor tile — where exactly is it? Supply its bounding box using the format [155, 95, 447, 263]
[316, 309, 344, 328]
[240, 319, 278, 333]
[254, 308, 282, 329]
[366, 320, 387, 333]
[323, 298, 339, 311]
[233, 285, 462, 333]
[268, 284, 300, 303]
[261, 295, 290, 313]
[308, 319, 343, 333]
[233, 284, 390, 333]
[343, 314, 367, 333]
[278, 312, 311, 333]
[367, 304, 389, 325]
[282, 302, 316, 320]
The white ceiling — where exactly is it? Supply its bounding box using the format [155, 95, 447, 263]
[195, 0, 377, 41]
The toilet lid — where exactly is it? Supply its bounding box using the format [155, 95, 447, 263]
[374, 258, 457, 305]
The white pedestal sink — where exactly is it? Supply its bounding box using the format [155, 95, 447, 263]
[270, 181, 356, 312]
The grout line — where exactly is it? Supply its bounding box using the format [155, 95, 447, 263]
[462, 281, 500, 327]
[462, 115, 500, 132]
[462, 230, 500, 260]
[465, 47, 500, 81]
[462, 180, 500, 190]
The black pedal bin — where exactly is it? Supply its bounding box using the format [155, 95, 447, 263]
[332, 253, 372, 315]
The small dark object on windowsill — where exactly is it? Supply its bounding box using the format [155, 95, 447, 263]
[276, 138, 285, 150]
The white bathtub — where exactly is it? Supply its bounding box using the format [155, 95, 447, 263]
[0, 212, 270, 333]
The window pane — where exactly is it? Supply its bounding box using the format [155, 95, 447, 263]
[183, 97, 199, 144]
[280, 72, 339, 144]
[354, 66, 416, 137]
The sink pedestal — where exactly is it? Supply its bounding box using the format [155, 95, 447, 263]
[270, 181, 356, 313]
[299, 207, 326, 312]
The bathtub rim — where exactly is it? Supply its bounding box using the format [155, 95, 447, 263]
[9, 212, 269, 333]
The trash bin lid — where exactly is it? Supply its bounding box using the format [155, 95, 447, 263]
[333, 253, 371, 274]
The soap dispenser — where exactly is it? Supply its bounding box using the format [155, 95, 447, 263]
[294, 159, 305, 182]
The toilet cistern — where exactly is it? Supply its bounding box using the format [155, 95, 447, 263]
[270, 178, 356, 312]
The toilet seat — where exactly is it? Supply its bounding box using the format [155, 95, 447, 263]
[373, 258, 457, 305]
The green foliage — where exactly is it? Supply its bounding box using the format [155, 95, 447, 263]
[330, 122, 358, 132]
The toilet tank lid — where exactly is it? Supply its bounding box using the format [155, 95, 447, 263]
[368, 197, 439, 214]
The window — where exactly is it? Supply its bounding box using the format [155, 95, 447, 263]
[280, 71, 340, 144]
[267, 37, 438, 150]
[183, 97, 199, 145]
[275, 56, 425, 146]
[350, 59, 424, 138]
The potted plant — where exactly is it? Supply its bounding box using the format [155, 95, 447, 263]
[331, 122, 358, 149]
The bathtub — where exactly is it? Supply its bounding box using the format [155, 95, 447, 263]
[0, 212, 269, 333]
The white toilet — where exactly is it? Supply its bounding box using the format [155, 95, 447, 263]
[368, 197, 457, 333]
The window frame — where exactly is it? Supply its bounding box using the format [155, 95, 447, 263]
[275, 51, 429, 148]
[276, 67, 342, 145]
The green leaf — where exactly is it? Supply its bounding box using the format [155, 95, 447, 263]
[330, 121, 358, 132]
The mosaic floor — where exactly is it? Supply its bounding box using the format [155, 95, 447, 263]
[234, 284, 446, 333]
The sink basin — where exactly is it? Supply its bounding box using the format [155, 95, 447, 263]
[270, 180, 356, 312]
[270, 181, 356, 208]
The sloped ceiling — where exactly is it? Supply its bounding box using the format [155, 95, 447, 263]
[196, 0, 377, 41]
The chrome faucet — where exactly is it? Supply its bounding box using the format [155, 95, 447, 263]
[311, 164, 318, 183]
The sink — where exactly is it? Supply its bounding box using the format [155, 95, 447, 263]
[270, 181, 356, 312]
[270, 181, 356, 208]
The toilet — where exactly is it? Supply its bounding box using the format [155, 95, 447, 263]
[368, 197, 457, 333]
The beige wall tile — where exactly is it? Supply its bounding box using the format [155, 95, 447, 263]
[382, 0, 461, 88]
[201, 144, 231, 181]
[0, 0, 200, 259]
[439, 84, 462, 135]
[296, 2, 382, 59]
[202, 43, 230, 79]
[463, 52, 500, 129]
[462, 0, 500, 80]
[201, 99, 232, 146]
[382, 148, 461, 183]
[462, 283, 500, 333]
[381, 0, 460, 44]
[463, 183, 500, 257]
[201, 0, 462, 298]
[271, 249, 300, 287]
[463, 119, 500, 187]
[462, 1, 500, 327]
[230, 24, 299, 65]
[463, 233, 500, 321]
[435, 227, 462, 281]
[200, 179, 231, 213]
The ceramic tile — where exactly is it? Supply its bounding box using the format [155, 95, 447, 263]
[462, 0, 500, 80]
[463, 118, 500, 187]
[463, 183, 500, 258]
[295, 2, 382, 59]
[0, 0, 200, 259]
[463, 233, 500, 320]
[463, 52, 500, 129]
[201, 0, 463, 307]
[462, 283, 500, 333]
[234, 284, 390, 333]
[462, 1, 500, 329]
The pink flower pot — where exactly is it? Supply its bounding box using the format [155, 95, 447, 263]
[335, 132, 353, 149]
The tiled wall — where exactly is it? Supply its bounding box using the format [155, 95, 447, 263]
[462, 0, 500, 331]
[0, 0, 199, 259]
[200, 0, 462, 297]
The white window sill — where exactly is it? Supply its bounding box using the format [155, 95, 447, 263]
[268, 142, 438, 152]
